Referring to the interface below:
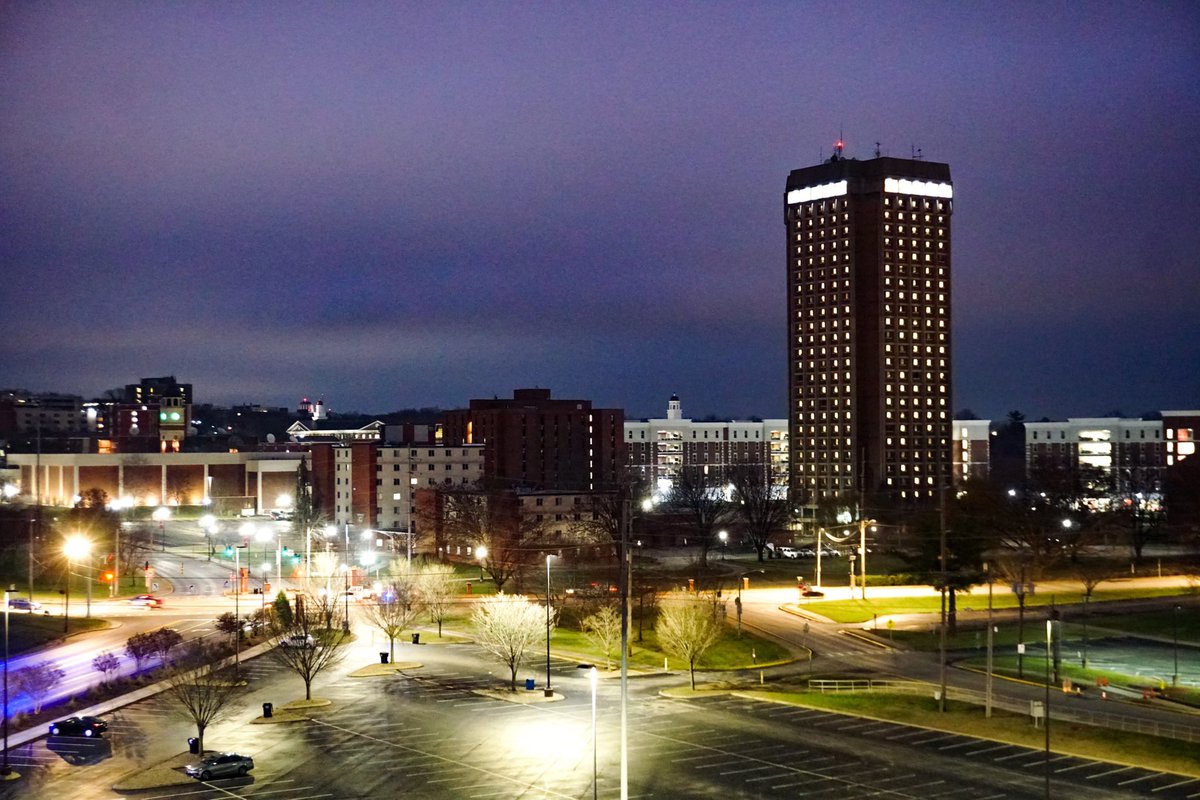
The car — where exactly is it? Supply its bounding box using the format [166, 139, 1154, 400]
[279, 633, 315, 648]
[48, 715, 108, 738]
[777, 546, 800, 559]
[797, 547, 817, 558]
[128, 594, 164, 608]
[820, 546, 841, 557]
[185, 752, 254, 781]
[5, 596, 42, 612]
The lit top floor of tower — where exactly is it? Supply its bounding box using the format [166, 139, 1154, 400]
[785, 145, 953, 507]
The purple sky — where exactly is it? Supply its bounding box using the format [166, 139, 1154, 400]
[2, 3, 1198, 422]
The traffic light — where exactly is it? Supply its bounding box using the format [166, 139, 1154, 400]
[103, 571, 114, 583]
[281, 546, 290, 557]
[224, 545, 233, 557]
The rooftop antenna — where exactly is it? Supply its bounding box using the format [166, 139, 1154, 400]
[874, 141, 881, 158]
[832, 130, 845, 162]
[917, 147, 923, 161]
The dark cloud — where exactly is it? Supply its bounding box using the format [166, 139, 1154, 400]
[2, 3, 1198, 421]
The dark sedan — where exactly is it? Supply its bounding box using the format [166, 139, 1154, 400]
[48, 715, 108, 738]
[185, 752, 254, 780]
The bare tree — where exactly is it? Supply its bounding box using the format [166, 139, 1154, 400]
[581, 605, 621, 670]
[657, 596, 725, 689]
[158, 640, 245, 753]
[125, 631, 157, 671]
[729, 464, 790, 562]
[436, 485, 548, 591]
[215, 612, 242, 645]
[361, 578, 422, 661]
[471, 593, 552, 691]
[150, 628, 184, 665]
[269, 595, 349, 700]
[668, 467, 733, 568]
[119, 523, 154, 590]
[415, 563, 457, 637]
[92, 651, 121, 684]
[14, 661, 66, 714]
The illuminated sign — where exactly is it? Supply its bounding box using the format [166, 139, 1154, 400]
[884, 177, 953, 198]
[786, 180, 848, 205]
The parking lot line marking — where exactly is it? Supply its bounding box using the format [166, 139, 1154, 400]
[1118, 773, 1162, 786]
[1053, 761, 1096, 774]
[719, 765, 778, 777]
[937, 739, 981, 751]
[1086, 765, 1135, 780]
[1152, 777, 1199, 792]
[962, 744, 1009, 756]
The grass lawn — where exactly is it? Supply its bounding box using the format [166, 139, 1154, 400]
[738, 690, 1200, 777]
[808, 588, 1198, 624]
[541, 624, 792, 672]
[6, 613, 109, 654]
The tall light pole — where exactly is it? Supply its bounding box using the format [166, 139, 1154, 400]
[152, 505, 170, 552]
[718, 530, 727, 560]
[545, 554, 555, 696]
[985, 562, 994, 718]
[476, 545, 488, 581]
[1044, 618, 1053, 800]
[226, 542, 247, 672]
[3, 584, 17, 780]
[63, 535, 92, 632]
[342, 564, 350, 634]
[589, 665, 598, 800]
[1173, 604, 1181, 687]
[619, 497, 631, 800]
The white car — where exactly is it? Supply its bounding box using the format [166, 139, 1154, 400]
[777, 546, 801, 559]
[279, 633, 315, 648]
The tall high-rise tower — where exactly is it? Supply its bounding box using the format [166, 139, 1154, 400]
[785, 144, 952, 505]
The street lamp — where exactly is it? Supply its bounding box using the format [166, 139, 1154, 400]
[341, 564, 351, 634]
[3, 584, 17, 780]
[545, 554, 555, 697]
[256, 526, 284, 592]
[476, 545, 488, 581]
[63, 535, 92, 632]
[152, 505, 170, 552]
[718, 530, 728, 560]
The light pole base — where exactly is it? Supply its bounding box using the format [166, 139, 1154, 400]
[543, 688, 555, 698]
[0, 768, 21, 781]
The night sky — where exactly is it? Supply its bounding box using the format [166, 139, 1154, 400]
[3, 3, 1198, 422]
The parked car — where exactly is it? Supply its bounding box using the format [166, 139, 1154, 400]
[128, 594, 164, 608]
[185, 752, 254, 780]
[48, 715, 108, 738]
[777, 546, 800, 559]
[820, 546, 842, 557]
[797, 547, 817, 558]
[5, 596, 42, 612]
[279, 633, 315, 648]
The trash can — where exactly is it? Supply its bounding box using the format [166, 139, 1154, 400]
[380, 652, 389, 664]
[525, 678, 536, 691]
[411, 633, 420, 645]
[188, 737, 200, 754]
[262, 702, 273, 719]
